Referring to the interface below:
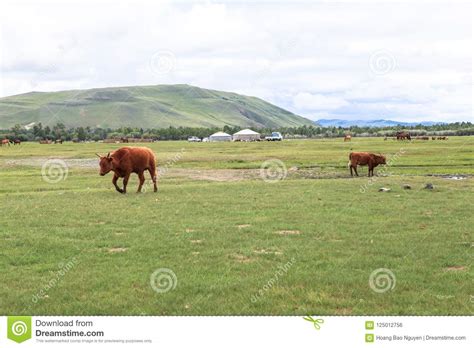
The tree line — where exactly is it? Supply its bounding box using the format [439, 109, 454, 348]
[0, 122, 473, 141]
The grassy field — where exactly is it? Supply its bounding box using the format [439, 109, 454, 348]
[0, 137, 472, 315]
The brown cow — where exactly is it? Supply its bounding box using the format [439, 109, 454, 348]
[348, 152, 386, 177]
[1, 139, 10, 146]
[344, 135, 351, 142]
[97, 147, 157, 194]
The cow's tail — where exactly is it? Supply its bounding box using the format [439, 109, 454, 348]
[348, 152, 353, 168]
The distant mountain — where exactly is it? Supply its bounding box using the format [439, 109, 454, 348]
[315, 119, 446, 128]
[0, 84, 313, 129]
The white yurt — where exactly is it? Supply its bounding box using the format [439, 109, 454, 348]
[209, 131, 232, 142]
[232, 129, 261, 142]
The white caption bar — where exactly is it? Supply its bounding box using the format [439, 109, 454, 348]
[0, 316, 472, 347]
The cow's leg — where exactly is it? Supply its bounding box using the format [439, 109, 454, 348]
[354, 166, 359, 177]
[112, 174, 124, 193]
[148, 166, 157, 192]
[349, 165, 353, 177]
[137, 171, 145, 193]
[122, 173, 130, 194]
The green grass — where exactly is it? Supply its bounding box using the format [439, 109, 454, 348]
[0, 84, 313, 128]
[0, 137, 472, 315]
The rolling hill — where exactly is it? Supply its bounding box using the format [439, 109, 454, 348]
[0, 84, 313, 129]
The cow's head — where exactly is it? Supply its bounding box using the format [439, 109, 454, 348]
[97, 153, 113, 176]
[375, 154, 387, 165]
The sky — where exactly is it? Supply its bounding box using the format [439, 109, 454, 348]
[0, 0, 472, 122]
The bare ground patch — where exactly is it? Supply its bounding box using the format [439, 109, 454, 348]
[276, 230, 301, 235]
[237, 224, 251, 229]
[444, 266, 467, 271]
[231, 253, 254, 264]
[107, 247, 128, 253]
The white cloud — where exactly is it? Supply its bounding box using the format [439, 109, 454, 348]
[0, 0, 471, 122]
[293, 93, 350, 111]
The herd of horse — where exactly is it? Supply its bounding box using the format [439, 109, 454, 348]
[1, 139, 21, 146]
[1, 138, 65, 146]
[343, 132, 448, 141]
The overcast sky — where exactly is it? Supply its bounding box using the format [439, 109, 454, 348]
[0, 0, 472, 122]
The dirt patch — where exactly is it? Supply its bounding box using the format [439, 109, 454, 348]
[444, 266, 466, 271]
[4, 158, 99, 169]
[237, 224, 251, 229]
[185, 228, 195, 233]
[276, 230, 301, 235]
[190, 239, 202, 244]
[231, 253, 254, 263]
[107, 247, 128, 253]
[254, 248, 283, 255]
[170, 168, 260, 182]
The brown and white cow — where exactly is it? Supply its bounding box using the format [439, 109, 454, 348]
[97, 147, 157, 194]
[344, 135, 352, 142]
[348, 152, 386, 177]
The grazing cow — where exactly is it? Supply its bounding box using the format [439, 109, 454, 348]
[432, 137, 436, 140]
[97, 147, 157, 194]
[1, 139, 10, 146]
[348, 152, 386, 177]
[121, 137, 129, 143]
[54, 139, 63, 144]
[344, 135, 352, 142]
[396, 131, 411, 140]
[13, 139, 21, 145]
[438, 136, 447, 140]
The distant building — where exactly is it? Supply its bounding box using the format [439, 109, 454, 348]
[209, 131, 232, 142]
[232, 129, 261, 142]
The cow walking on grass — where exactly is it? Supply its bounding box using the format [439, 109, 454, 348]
[97, 147, 157, 194]
[348, 152, 386, 177]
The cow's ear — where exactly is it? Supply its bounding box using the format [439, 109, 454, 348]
[96, 153, 101, 158]
[106, 152, 111, 158]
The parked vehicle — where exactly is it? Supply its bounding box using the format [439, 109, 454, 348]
[187, 136, 202, 142]
[265, 132, 283, 141]
[202, 137, 209, 142]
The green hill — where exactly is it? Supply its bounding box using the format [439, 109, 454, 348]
[0, 84, 312, 129]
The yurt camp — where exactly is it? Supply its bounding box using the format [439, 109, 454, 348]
[209, 131, 232, 142]
[232, 129, 261, 142]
